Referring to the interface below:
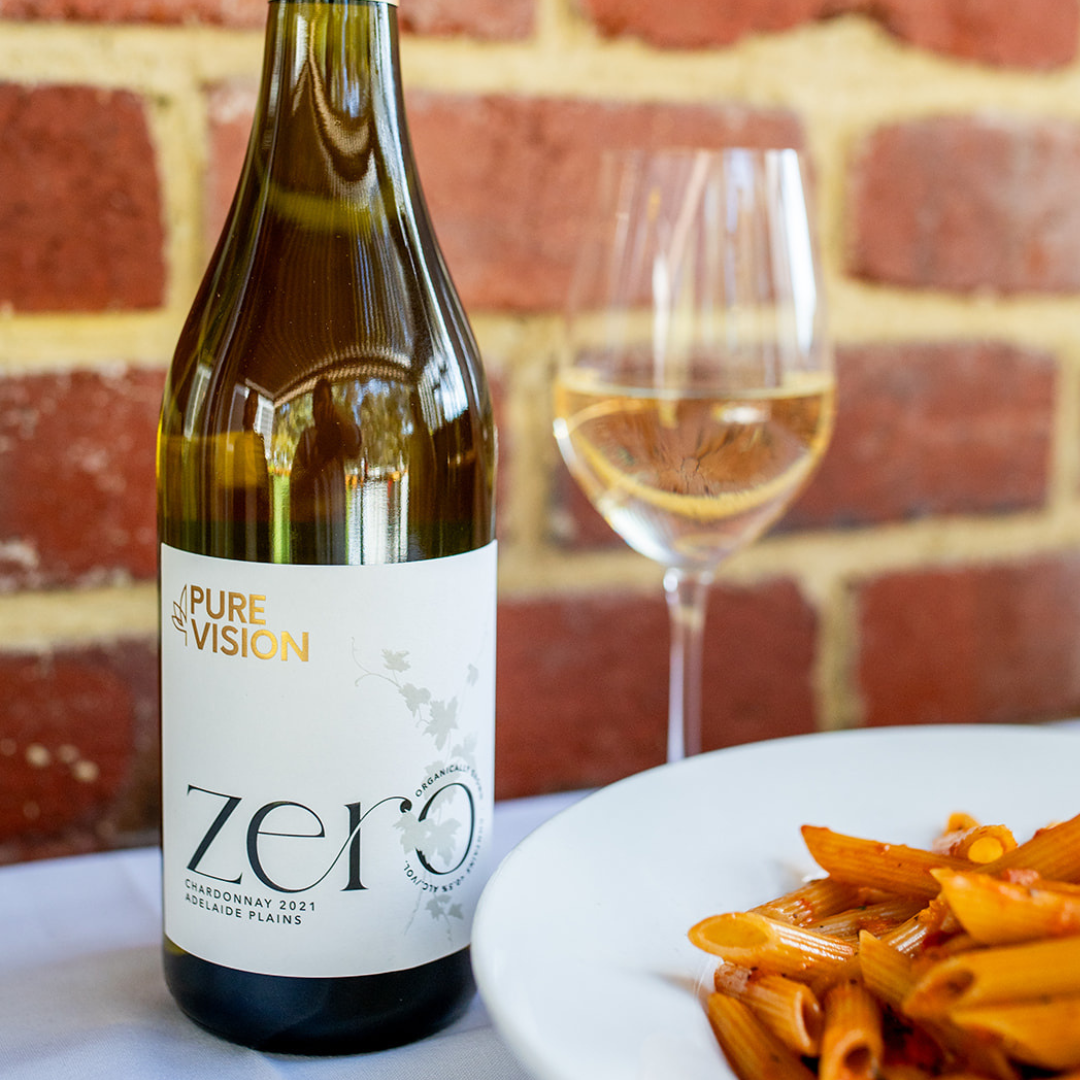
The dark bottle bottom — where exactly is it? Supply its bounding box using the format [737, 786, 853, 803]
[163, 940, 475, 1055]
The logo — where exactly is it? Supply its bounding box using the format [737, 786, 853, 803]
[171, 585, 189, 644]
[170, 583, 309, 662]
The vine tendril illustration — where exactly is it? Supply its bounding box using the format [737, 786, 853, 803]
[352, 643, 482, 929]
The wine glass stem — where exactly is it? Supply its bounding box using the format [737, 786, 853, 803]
[663, 567, 712, 763]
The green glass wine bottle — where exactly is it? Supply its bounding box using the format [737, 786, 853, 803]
[156, 0, 496, 1054]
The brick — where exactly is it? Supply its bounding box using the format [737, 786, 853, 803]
[495, 580, 817, 797]
[0, 0, 265, 27]
[578, 0, 819, 50]
[787, 342, 1055, 528]
[408, 94, 804, 313]
[872, 0, 1080, 70]
[578, 0, 1079, 68]
[0, 638, 159, 863]
[0, 0, 532, 34]
[848, 117, 1080, 295]
[400, 0, 534, 39]
[0, 368, 162, 590]
[0, 85, 166, 313]
[205, 79, 259, 257]
[856, 556, 1080, 728]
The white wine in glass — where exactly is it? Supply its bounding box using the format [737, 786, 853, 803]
[553, 147, 834, 763]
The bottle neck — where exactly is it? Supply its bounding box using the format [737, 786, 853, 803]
[250, 0, 415, 204]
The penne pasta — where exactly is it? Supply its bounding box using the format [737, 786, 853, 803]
[819, 978, 883, 1080]
[714, 965, 823, 1056]
[706, 992, 817, 1080]
[949, 997, 1080, 1070]
[904, 933, 1080, 1014]
[807, 955, 860, 999]
[692, 811, 1078, 1080]
[878, 896, 957, 957]
[933, 868, 1080, 945]
[801, 827, 971, 898]
[940, 812, 980, 835]
[689, 912, 856, 976]
[979, 810, 1080, 882]
[878, 1064, 939, 1080]
[753, 878, 865, 926]
[858, 932, 1015, 1080]
[857, 931, 914, 1011]
[932, 823, 1017, 864]
[811, 897, 925, 941]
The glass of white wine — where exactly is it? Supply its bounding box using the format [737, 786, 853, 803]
[553, 147, 834, 763]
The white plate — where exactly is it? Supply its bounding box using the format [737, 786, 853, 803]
[472, 724, 1080, 1080]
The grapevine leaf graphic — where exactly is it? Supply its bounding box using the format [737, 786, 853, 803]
[424, 817, 462, 864]
[425, 698, 458, 749]
[354, 642, 483, 925]
[450, 734, 477, 768]
[426, 895, 450, 919]
[393, 811, 430, 852]
[399, 683, 431, 715]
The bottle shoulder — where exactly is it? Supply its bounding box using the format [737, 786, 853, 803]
[166, 185, 488, 416]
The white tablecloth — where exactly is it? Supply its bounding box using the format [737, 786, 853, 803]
[0, 790, 590, 1079]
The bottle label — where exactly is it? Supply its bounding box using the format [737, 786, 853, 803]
[159, 542, 496, 978]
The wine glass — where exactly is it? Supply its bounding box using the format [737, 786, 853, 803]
[553, 147, 834, 763]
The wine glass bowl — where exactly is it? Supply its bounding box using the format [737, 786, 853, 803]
[553, 147, 833, 761]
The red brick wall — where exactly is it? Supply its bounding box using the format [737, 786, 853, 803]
[2, 0, 1080, 857]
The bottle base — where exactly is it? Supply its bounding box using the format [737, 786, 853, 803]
[163, 942, 475, 1055]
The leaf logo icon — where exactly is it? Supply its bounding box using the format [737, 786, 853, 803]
[171, 585, 188, 644]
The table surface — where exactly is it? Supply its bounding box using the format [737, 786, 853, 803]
[8, 720, 1079, 1078]
[0, 789, 590, 1080]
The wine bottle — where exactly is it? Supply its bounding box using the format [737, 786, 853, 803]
[156, 0, 496, 1054]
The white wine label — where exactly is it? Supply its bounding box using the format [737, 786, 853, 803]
[160, 542, 496, 978]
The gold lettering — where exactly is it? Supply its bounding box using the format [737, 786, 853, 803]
[281, 631, 309, 663]
[251, 630, 277, 660]
[221, 625, 239, 656]
[228, 592, 247, 623]
[183, 587, 307, 663]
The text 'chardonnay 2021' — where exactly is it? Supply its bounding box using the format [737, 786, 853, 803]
[156, 0, 496, 1055]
